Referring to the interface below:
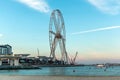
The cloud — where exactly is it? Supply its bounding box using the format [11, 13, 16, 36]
[72, 26, 120, 35]
[87, 0, 120, 15]
[17, 0, 50, 13]
[0, 34, 3, 37]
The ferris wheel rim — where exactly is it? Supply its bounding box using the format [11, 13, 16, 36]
[49, 9, 66, 50]
[49, 9, 69, 64]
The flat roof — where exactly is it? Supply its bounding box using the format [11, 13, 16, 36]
[14, 54, 30, 56]
[0, 56, 20, 59]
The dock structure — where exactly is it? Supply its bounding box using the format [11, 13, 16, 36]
[0, 54, 40, 69]
[0, 56, 20, 66]
[0, 44, 41, 69]
[0, 54, 32, 66]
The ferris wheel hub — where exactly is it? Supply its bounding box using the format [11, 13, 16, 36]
[55, 33, 62, 39]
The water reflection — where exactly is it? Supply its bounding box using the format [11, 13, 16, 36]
[48, 67, 66, 75]
[0, 70, 19, 75]
[0, 66, 120, 76]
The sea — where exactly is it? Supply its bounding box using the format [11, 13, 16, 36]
[0, 66, 120, 76]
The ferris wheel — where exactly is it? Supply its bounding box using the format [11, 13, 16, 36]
[49, 9, 69, 64]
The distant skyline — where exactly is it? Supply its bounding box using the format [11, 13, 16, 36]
[0, 0, 120, 64]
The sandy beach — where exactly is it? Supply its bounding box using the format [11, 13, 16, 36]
[0, 75, 120, 80]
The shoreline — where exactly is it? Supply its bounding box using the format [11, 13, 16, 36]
[0, 75, 120, 80]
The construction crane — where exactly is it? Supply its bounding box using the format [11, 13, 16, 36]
[37, 48, 40, 57]
[70, 52, 78, 65]
[73, 52, 78, 64]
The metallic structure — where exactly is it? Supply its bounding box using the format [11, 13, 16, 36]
[70, 52, 78, 65]
[49, 9, 69, 64]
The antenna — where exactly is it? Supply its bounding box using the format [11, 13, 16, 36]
[37, 48, 40, 57]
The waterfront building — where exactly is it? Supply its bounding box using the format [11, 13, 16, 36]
[0, 44, 13, 55]
[0, 56, 20, 66]
[0, 44, 20, 66]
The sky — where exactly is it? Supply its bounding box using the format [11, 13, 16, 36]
[0, 0, 120, 64]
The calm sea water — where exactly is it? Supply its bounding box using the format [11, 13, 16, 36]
[0, 66, 120, 76]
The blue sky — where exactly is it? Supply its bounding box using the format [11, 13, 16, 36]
[0, 0, 120, 64]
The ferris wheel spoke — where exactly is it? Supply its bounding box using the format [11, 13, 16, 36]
[61, 38, 66, 51]
[49, 30, 56, 35]
[59, 39, 64, 61]
[57, 14, 61, 32]
[60, 23, 64, 33]
[54, 38, 58, 51]
[61, 38, 68, 60]
[58, 14, 64, 32]
[51, 37, 58, 59]
[53, 15, 59, 32]
[54, 38, 59, 60]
